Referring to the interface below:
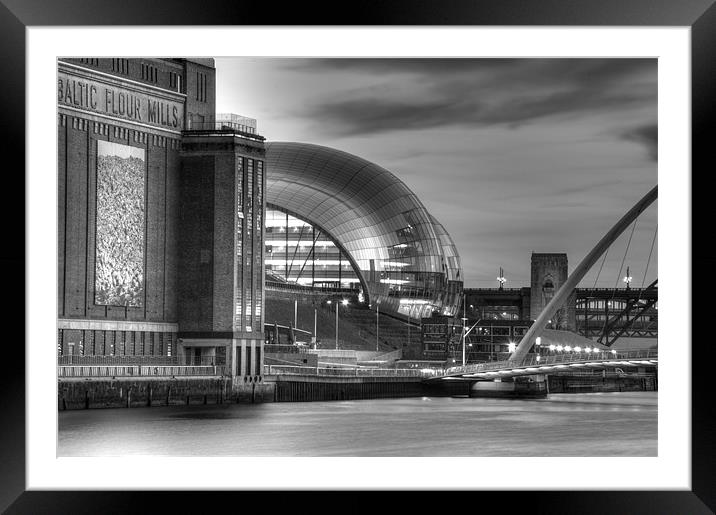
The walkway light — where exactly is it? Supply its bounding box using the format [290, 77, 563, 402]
[585, 347, 592, 353]
[549, 344, 556, 352]
[535, 337, 541, 346]
[341, 298, 349, 306]
[508, 342, 516, 353]
[327, 300, 332, 305]
[565, 345, 572, 352]
[536, 355, 541, 362]
[574, 346, 582, 353]
[611, 349, 617, 355]
[556, 345, 563, 352]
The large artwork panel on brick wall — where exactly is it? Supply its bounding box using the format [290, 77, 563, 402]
[95, 140, 146, 307]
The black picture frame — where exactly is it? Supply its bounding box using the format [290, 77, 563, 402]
[5, 1, 713, 513]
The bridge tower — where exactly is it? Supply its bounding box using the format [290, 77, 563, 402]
[530, 253, 576, 331]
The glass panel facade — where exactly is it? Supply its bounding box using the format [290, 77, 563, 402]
[266, 142, 464, 320]
[233, 154, 266, 335]
[265, 208, 360, 289]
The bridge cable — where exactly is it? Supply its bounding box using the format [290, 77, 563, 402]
[583, 244, 611, 338]
[612, 218, 638, 299]
[592, 246, 609, 290]
[601, 218, 638, 342]
[638, 223, 658, 301]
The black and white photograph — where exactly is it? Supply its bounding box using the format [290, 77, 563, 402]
[10, 10, 711, 510]
[56, 56, 659, 458]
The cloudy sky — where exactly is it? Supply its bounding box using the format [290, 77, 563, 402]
[215, 58, 657, 289]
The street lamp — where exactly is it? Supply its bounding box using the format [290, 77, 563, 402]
[407, 303, 411, 347]
[313, 307, 318, 350]
[623, 266, 633, 290]
[461, 316, 468, 365]
[497, 267, 506, 290]
[335, 298, 348, 350]
[375, 300, 380, 352]
[461, 293, 468, 365]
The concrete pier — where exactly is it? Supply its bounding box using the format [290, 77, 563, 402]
[470, 376, 548, 399]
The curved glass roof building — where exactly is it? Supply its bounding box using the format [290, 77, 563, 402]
[265, 142, 463, 320]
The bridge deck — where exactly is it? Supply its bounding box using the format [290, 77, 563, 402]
[431, 349, 657, 381]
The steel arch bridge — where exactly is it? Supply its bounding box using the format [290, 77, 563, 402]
[432, 186, 657, 384]
[511, 185, 657, 363]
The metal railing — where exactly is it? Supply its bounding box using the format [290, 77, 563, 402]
[264, 344, 311, 354]
[186, 113, 259, 135]
[58, 365, 228, 378]
[264, 364, 435, 378]
[443, 349, 658, 377]
[264, 280, 359, 295]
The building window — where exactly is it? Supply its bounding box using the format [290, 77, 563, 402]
[196, 72, 207, 102]
[492, 326, 510, 336]
[141, 63, 158, 83]
[513, 326, 529, 337]
[169, 71, 182, 91]
[112, 58, 129, 75]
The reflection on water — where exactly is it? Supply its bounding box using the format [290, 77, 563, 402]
[58, 392, 656, 457]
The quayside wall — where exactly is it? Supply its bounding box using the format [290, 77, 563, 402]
[58, 377, 275, 410]
[547, 374, 658, 393]
[58, 375, 469, 410]
[58, 373, 656, 410]
[272, 375, 468, 402]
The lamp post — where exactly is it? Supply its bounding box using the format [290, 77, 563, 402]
[461, 293, 467, 366]
[407, 302, 413, 349]
[623, 266, 632, 290]
[327, 299, 333, 348]
[334, 301, 338, 350]
[375, 301, 380, 352]
[497, 267, 506, 290]
[535, 336, 541, 358]
[336, 298, 348, 350]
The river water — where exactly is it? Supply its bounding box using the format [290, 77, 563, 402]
[58, 392, 656, 457]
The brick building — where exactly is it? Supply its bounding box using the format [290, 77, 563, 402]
[57, 58, 266, 383]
